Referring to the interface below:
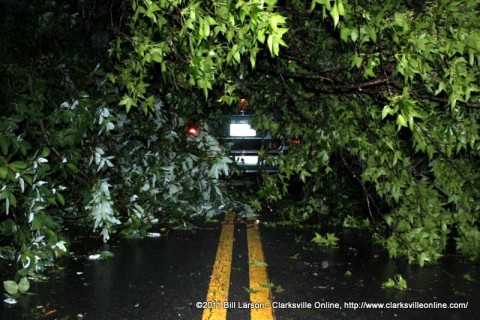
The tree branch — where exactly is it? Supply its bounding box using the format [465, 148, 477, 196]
[273, 66, 480, 108]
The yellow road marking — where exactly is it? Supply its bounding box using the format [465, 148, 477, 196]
[203, 214, 274, 320]
[247, 222, 275, 320]
[202, 213, 235, 320]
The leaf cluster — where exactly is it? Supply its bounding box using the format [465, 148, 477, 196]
[240, 0, 480, 264]
[381, 273, 408, 291]
[111, 0, 289, 111]
[0, 0, 235, 298]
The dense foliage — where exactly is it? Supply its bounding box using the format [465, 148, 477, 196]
[1, 0, 480, 299]
[0, 0, 232, 299]
[247, 0, 480, 265]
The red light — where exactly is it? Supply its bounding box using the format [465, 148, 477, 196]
[292, 133, 301, 145]
[188, 125, 199, 136]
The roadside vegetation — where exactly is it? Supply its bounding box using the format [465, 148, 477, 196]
[1, 0, 479, 299]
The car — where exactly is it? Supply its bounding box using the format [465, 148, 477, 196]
[219, 113, 285, 173]
[188, 99, 289, 174]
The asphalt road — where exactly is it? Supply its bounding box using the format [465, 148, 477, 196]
[1, 228, 219, 319]
[1, 214, 479, 320]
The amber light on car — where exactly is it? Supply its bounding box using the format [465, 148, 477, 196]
[237, 98, 250, 110]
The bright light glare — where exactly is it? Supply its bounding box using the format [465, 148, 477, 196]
[188, 126, 199, 136]
[230, 123, 256, 136]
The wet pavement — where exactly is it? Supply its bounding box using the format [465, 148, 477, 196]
[1, 229, 219, 320]
[261, 227, 478, 320]
[1, 219, 479, 320]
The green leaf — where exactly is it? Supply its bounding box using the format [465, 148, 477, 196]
[203, 18, 210, 38]
[249, 260, 268, 267]
[18, 143, 27, 156]
[340, 27, 350, 42]
[31, 216, 42, 230]
[337, 1, 345, 15]
[3, 280, 18, 295]
[9, 161, 27, 170]
[257, 29, 266, 43]
[330, 3, 340, 27]
[326, 232, 339, 244]
[396, 274, 408, 289]
[468, 49, 475, 66]
[0, 166, 8, 179]
[41, 147, 51, 158]
[467, 31, 480, 51]
[244, 287, 260, 294]
[18, 277, 30, 293]
[66, 163, 78, 174]
[267, 34, 274, 56]
[350, 29, 359, 42]
[270, 15, 279, 31]
[250, 199, 262, 210]
[0, 136, 9, 155]
[311, 232, 339, 246]
[435, 82, 447, 95]
[381, 278, 395, 289]
[382, 105, 392, 119]
[300, 169, 311, 183]
[312, 232, 326, 244]
[56, 193, 65, 206]
[382, 274, 408, 290]
[396, 114, 407, 129]
[233, 50, 241, 63]
[119, 95, 137, 113]
[351, 54, 363, 68]
[463, 273, 476, 283]
[418, 252, 427, 267]
[8, 192, 17, 208]
[99, 250, 115, 260]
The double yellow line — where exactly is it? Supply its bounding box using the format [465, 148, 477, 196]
[202, 213, 275, 320]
